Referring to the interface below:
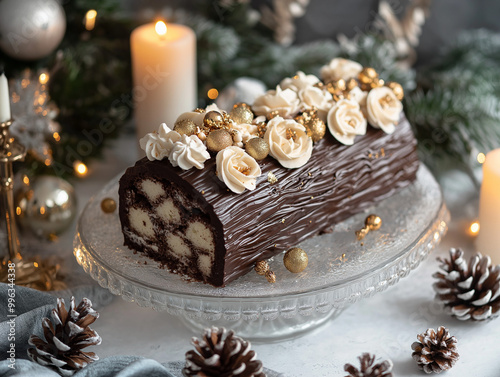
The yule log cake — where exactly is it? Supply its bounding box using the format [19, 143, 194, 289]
[119, 58, 420, 287]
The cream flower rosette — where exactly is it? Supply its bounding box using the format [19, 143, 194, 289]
[264, 116, 313, 168]
[169, 134, 210, 170]
[366, 86, 403, 134]
[299, 86, 333, 122]
[140, 123, 180, 161]
[280, 71, 320, 92]
[320, 58, 363, 83]
[230, 122, 259, 143]
[327, 99, 367, 146]
[216, 146, 262, 193]
[252, 85, 300, 118]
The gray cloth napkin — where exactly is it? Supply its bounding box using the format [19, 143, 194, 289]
[0, 284, 282, 376]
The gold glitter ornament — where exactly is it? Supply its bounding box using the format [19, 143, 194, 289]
[387, 81, 404, 100]
[265, 269, 276, 283]
[355, 214, 382, 240]
[305, 117, 326, 143]
[283, 247, 308, 273]
[206, 129, 233, 152]
[245, 138, 269, 160]
[101, 198, 117, 213]
[203, 111, 224, 129]
[174, 118, 197, 136]
[254, 260, 269, 275]
[230, 103, 254, 124]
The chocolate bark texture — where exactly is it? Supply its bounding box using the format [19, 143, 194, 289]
[119, 116, 419, 287]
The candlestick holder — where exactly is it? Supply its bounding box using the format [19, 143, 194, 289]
[0, 119, 65, 291]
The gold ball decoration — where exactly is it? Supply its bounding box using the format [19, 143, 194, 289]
[365, 214, 382, 230]
[206, 129, 233, 152]
[230, 102, 254, 124]
[283, 247, 308, 273]
[101, 198, 117, 214]
[245, 138, 270, 160]
[265, 269, 277, 283]
[254, 260, 269, 275]
[203, 111, 224, 129]
[358, 67, 379, 85]
[174, 118, 197, 136]
[387, 81, 404, 100]
[305, 118, 326, 143]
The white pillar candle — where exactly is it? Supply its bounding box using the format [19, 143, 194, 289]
[131, 21, 196, 141]
[0, 71, 11, 123]
[477, 149, 500, 264]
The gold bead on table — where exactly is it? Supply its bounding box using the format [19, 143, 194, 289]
[283, 247, 308, 273]
[355, 214, 382, 240]
[365, 214, 382, 230]
[265, 269, 276, 283]
[230, 102, 254, 124]
[305, 117, 326, 143]
[203, 111, 224, 129]
[254, 260, 269, 275]
[173, 118, 197, 136]
[245, 138, 270, 160]
[387, 81, 404, 100]
[206, 129, 233, 152]
[101, 198, 117, 214]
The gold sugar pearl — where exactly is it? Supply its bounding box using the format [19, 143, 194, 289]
[283, 247, 308, 273]
[365, 214, 382, 230]
[203, 111, 224, 129]
[173, 118, 197, 136]
[101, 198, 117, 213]
[265, 269, 276, 283]
[254, 260, 269, 275]
[245, 137, 270, 160]
[358, 67, 379, 84]
[387, 81, 404, 100]
[230, 102, 254, 124]
[206, 129, 233, 152]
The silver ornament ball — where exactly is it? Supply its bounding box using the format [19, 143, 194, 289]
[15, 175, 77, 239]
[0, 0, 66, 61]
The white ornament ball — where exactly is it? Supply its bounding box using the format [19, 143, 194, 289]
[0, 0, 66, 61]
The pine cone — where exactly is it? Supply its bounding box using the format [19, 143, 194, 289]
[183, 327, 265, 377]
[27, 297, 101, 376]
[344, 353, 393, 377]
[433, 248, 500, 321]
[411, 326, 459, 374]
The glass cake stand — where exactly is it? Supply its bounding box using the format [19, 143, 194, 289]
[74, 165, 449, 341]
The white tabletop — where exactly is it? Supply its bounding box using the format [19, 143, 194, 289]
[45, 133, 500, 377]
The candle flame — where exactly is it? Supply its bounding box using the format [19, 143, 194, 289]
[39, 73, 49, 85]
[85, 9, 97, 31]
[74, 161, 88, 177]
[155, 21, 167, 37]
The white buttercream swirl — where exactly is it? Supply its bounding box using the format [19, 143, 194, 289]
[366, 86, 403, 134]
[298, 86, 333, 122]
[327, 99, 367, 145]
[216, 146, 262, 193]
[264, 116, 313, 168]
[140, 123, 180, 161]
[169, 134, 210, 170]
[280, 71, 320, 92]
[320, 58, 363, 83]
[252, 85, 300, 118]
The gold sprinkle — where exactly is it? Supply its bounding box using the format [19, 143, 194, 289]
[381, 148, 385, 157]
[286, 128, 297, 141]
[194, 108, 205, 113]
[309, 220, 312, 223]
[311, 196, 314, 199]
[368, 153, 373, 158]
[342, 253, 346, 258]
[308, 172, 312, 176]
[267, 171, 278, 184]
[375, 153, 379, 159]
[201, 190, 205, 194]
[237, 166, 251, 175]
[281, 218, 285, 223]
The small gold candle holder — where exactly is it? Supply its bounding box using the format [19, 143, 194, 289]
[0, 118, 65, 291]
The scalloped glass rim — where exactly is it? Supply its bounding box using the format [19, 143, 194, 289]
[74, 165, 448, 334]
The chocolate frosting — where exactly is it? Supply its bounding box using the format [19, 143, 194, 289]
[120, 116, 419, 286]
